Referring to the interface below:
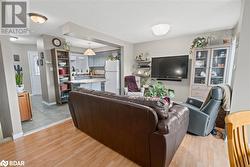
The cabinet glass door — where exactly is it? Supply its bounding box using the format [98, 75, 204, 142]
[193, 50, 209, 85]
[209, 48, 228, 85]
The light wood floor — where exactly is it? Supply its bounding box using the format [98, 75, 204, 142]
[0, 120, 229, 167]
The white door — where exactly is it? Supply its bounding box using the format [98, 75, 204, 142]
[28, 51, 42, 95]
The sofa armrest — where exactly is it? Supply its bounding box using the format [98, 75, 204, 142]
[150, 106, 189, 167]
[186, 97, 204, 108]
[157, 105, 189, 134]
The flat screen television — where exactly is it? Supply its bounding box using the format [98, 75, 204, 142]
[151, 55, 189, 80]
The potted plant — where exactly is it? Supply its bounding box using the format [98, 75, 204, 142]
[14, 65, 24, 93]
[145, 82, 175, 103]
[190, 37, 208, 53]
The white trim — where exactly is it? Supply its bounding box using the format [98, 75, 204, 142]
[23, 117, 72, 136]
[12, 132, 23, 140]
[0, 137, 12, 144]
[42, 101, 56, 106]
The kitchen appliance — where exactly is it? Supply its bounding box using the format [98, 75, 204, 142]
[105, 60, 120, 94]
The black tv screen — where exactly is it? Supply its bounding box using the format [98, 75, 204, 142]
[151, 55, 189, 79]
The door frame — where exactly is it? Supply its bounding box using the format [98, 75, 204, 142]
[28, 51, 41, 95]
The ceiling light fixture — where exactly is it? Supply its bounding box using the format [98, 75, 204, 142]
[84, 43, 96, 56]
[9, 36, 18, 42]
[28, 13, 48, 24]
[152, 24, 170, 36]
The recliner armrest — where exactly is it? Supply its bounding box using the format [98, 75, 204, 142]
[186, 97, 204, 109]
[187, 107, 209, 136]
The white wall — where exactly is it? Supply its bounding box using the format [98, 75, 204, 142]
[37, 34, 65, 103]
[231, 0, 250, 112]
[134, 30, 233, 102]
[62, 22, 134, 91]
[0, 36, 23, 139]
[12, 44, 37, 93]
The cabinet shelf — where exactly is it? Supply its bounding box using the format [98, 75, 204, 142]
[213, 56, 226, 59]
[195, 58, 207, 60]
[195, 76, 206, 78]
[211, 76, 223, 78]
[58, 58, 69, 60]
[195, 67, 206, 68]
[51, 49, 71, 104]
[212, 67, 225, 69]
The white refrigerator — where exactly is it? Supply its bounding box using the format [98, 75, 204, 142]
[105, 60, 120, 94]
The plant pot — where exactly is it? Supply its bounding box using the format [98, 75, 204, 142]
[16, 85, 24, 93]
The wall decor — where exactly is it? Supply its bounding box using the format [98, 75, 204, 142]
[52, 38, 61, 47]
[40, 52, 44, 59]
[39, 52, 44, 66]
[13, 54, 20, 62]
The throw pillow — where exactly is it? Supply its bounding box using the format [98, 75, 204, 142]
[127, 96, 169, 119]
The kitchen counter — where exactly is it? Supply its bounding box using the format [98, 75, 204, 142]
[68, 78, 106, 84]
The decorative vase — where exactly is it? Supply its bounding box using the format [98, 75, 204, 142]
[16, 85, 24, 93]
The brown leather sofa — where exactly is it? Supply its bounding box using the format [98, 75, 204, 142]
[68, 90, 189, 167]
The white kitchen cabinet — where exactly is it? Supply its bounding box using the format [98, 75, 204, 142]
[80, 82, 102, 91]
[91, 82, 101, 91]
[88, 53, 108, 67]
[88, 56, 94, 67]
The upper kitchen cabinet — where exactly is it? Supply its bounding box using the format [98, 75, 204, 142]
[88, 56, 94, 67]
[88, 49, 120, 67]
[88, 55, 107, 67]
[70, 52, 88, 74]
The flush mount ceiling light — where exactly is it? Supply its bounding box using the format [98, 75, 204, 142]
[84, 43, 96, 56]
[28, 13, 48, 24]
[152, 24, 170, 36]
[9, 36, 18, 42]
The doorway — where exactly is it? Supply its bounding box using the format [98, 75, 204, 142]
[28, 51, 41, 95]
[21, 51, 70, 134]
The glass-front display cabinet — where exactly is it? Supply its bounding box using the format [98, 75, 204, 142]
[209, 48, 228, 85]
[191, 46, 231, 100]
[192, 47, 229, 86]
[193, 50, 210, 85]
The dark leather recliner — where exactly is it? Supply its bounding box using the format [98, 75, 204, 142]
[68, 90, 189, 167]
[181, 86, 223, 136]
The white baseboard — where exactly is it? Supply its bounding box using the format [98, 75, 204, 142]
[12, 132, 23, 140]
[0, 137, 12, 144]
[42, 101, 56, 106]
[23, 117, 72, 136]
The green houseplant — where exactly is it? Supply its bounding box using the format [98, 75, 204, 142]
[145, 82, 175, 99]
[14, 65, 24, 93]
[190, 37, 208, 53]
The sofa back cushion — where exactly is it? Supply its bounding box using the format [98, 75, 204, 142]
[77, 88, 169, 119]
[125, 96, 169, 119]
[69, 91, 158, 166]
